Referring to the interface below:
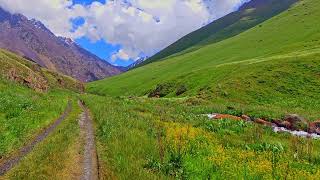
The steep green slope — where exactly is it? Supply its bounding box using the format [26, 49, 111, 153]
[88, 0, 320, 114]
[0, 49, 84, 93]
[141, 0, 298, 66]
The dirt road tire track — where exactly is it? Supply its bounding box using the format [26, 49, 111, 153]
[0, 101, 72, 176]
[78, 100, 99, 180]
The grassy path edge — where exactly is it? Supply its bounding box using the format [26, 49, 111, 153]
[0, 101, 72, 176]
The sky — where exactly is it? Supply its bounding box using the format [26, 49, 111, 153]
[0, 0, 250, 67]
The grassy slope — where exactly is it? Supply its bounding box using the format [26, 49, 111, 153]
[0, 49, 82, 166]
[141, 0, 298, 66]
[0, 49, 85, 178]
[0, 49, 83, 93]
[88, 0, 320, 120]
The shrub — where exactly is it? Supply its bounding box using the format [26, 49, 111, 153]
[148, 83, 175, 97]
[176, 85, 187, 96]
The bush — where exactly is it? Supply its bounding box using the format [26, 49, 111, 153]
[148, 83, 175, 97]
[176, 85, 187, 96]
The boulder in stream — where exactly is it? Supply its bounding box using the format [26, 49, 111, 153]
[309, 121, 320, 135]
[284, 114, 308, 131]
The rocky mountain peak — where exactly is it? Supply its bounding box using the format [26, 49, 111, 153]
[0, 6, 123, 82]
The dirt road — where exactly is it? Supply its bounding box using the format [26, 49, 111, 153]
[0, 101, 72, 176]
[79, 101, 99, 180]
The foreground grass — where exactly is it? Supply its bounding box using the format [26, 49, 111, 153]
[82, 95, 166, 179]
[82, 94, 320, 179]
[2, 100, 82, 179]
[0, 79, 72, 160]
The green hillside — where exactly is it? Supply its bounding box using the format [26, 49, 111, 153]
[83, 1, 320, 178]
[89, 0, 319, 94]
[88, 0, 320, 118]
[140, 0, 298, 66]
[0, 49, 84, 93]
[0, 49, 83, 178]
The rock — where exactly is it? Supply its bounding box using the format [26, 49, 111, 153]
[57, 78, 64, 86]
[312, 120, 320, 128]
[281, 121, 292, 130]
[272, 119, 292, 129]
[212, 114, 242, 121]
[272, 119, 282, 126]
[0, 8, 122, 82]
[241, 115, 252, 121]
[285, 114, 306, 124]
[255, 118, 273, 127]
[284, 114, 308, 131]
[308, 121, 320, 134]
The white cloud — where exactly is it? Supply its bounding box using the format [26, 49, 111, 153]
[0, 0, 86, 37]
[136, 0, 175, 9]
[111, 49, 130, 62]
[0, 0, 250, 61]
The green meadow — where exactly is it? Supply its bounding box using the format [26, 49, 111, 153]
[83, 0, 320, 178]
[81, 94, 320, 179]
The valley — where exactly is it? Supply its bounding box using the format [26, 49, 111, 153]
[0, 0, 320, 179]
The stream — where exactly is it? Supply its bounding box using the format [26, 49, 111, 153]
[206, 114, 320, 139]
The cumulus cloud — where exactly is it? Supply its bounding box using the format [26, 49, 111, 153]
[111, 49, 130, 62]
[0, 0, 87, 37]
[0, 0, 250, 61]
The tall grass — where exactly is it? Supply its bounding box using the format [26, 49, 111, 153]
[0, 79, 71, 160]
[82, 95, 320, 179]
[3, 100, 82, 179]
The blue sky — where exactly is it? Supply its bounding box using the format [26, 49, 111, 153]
[0, 0, 249, 67]
[67, 0, 249, 67]
[72, 0, 106, 5]
[72, 0, 135, 67]
[75, 37, 133, 66]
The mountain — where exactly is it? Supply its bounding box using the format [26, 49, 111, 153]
[87, 0, 320, 103]
[0, 7, 122, 82]
[126, 57, 148, 70]
[139, 0, 298, 67]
